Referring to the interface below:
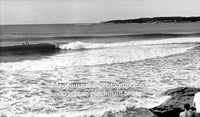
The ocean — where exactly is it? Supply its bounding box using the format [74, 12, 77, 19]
[0, 23, 200, 117]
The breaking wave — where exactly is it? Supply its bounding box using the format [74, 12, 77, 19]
[59, 37, 200, 50]
[0, 39, 198, 71]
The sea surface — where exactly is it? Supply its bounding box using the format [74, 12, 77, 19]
[1, 23, 200, 117]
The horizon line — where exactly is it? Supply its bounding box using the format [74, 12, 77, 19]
[0, 16, 199, 26]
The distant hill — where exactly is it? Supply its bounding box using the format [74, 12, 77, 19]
[102, 16, 200, 24]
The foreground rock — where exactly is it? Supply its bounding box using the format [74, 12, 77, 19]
[99, 87, 200, 117]
[150, 87, 200, 117]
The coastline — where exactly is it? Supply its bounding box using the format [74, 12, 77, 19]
[102, 16, 200, 24]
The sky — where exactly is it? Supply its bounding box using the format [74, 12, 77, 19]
[0, 0, 200, 24]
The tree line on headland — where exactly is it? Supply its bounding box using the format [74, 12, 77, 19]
[102, 16, 200, 24]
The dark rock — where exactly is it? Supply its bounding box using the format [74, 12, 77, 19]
[100, 87, 200, 117]
[150, 87, 200, 117]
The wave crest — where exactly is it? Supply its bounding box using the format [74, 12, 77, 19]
[58, 37, 200, 50]
[59, 41, 93, 50]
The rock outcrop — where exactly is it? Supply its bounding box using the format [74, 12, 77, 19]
[100, 87, 200, 117]
[150, 87, 200, 117]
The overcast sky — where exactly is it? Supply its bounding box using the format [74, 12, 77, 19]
[0, 0, 200, 24]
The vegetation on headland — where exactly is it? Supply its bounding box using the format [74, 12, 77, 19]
[102, 16, 200, 24]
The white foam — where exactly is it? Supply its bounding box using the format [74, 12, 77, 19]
[59, 37, 200, 50]
[2, 95, 171, 117]
[134, 96, 171, 108]
[4, 104, 127, 117]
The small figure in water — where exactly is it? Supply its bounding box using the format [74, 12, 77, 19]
[22, 41, 29, 45]
[25, 41, 29, 45]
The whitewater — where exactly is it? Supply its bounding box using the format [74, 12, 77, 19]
[58, 37, 200, 50]
[1, 37, 200, 117]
